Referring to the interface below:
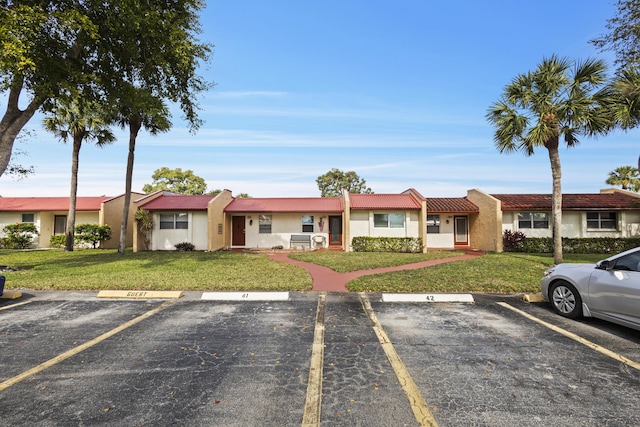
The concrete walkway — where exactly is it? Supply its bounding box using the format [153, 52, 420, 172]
[268, 251, 485, 292]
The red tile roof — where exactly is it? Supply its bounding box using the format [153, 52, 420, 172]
[492, 193, 640, 211]
[139, 194, 215, 211]
[349, 193, 421, 210]
[0, 197, 111, 212]
[427, 198, 480, 213]
[225, 197, 343, 213]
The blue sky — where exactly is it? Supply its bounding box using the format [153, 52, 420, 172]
[1, 0, 637, 198]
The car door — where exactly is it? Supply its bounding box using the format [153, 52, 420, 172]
[588, 250, 640, 325]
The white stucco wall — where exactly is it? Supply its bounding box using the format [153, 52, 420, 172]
[237, 212, 331, 249]
[502, 210, 640, 238]
[0, 211, 100, 248]
[349, 211, 420, 239]
[425, 214, 456, 248]
[151, 212, 209, 251]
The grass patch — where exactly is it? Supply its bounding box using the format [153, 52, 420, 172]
[0, 249, 311, 291]
[289, 250, 464, 273]
[0, 249, 610, 293]
[346, 252, 607, 293]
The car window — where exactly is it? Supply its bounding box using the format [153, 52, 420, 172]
[612, 251, 640, 272]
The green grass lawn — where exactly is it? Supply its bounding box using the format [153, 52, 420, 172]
[0, 249, 607, 293]
[0, 249, 311, 291]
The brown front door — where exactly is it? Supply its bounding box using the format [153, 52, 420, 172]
[328, 216, 342, 246]
[232, 216, 246, 246]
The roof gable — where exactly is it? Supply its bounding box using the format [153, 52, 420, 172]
[349, 193, 421, 210]
[0, 197, 110, 212]
[139, 194, 215, 210]
[225, 197, 343, 213]
[492, 193, 640, 211]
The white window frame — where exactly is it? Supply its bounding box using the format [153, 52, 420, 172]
[427, 214, 440, 234]
[518, 212, 549, 229]
[259, 215, 272, 234]
[301, 215, 314, 233]
[21, 213, 35, 223]
[374, 213, 405, 228]
[587, 211, 617, 230]
[159, 213, 189, 230]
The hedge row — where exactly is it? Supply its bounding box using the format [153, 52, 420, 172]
[509, 237, 640, 254]
[351, 236, 424, 253]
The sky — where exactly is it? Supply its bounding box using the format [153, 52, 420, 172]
[1, 0, 638, 199]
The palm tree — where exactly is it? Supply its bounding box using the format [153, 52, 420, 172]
[606, 166, 640, 190]
[111, 87, 171, 255]
[487, 55, 614, 264]
[43, 100, 115, 251]
[609, 67, 640, 179]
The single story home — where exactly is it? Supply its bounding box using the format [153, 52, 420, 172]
[0, 193, 144, 249]
[2, 188, 639, 252]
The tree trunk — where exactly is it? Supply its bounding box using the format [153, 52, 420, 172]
[547, 140, 563, 264]
[65, 133, 84, 251]
[118, 118, 142, 255]
[0, 77, 43, 177]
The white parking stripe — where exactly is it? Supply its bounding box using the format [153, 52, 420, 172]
[359, 293, 439, 427]
[497, 302, 640, 371]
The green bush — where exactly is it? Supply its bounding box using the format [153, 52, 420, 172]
[515, 237, 640, 254]
[175, 242, 196, 251]
[49, 235, 66, 248]
[1, 223, 39, 249]
[75, 224, 112, 248]
[351, 236, 423, 253]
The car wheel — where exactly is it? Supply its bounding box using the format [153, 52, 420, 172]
[549, 280, 583, 319]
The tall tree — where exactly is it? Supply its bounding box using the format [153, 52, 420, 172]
[591, 0, 640, 71]
[316, 168, 373, 197]
[44, 99, 115, 251]
[143, 167, 207, 195]
[487, 55, 614, 264]
[0, 1, 211, 178]
[112, 87, 172, 255]
[606, 166, 640, 191]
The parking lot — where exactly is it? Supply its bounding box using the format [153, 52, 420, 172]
[1, 291, 640, 426]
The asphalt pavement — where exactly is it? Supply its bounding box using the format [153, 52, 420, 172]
[1, 290, 640, 426]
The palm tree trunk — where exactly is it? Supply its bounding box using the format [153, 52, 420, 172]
[65, 134, 84, 251]
[118, 118, 142, 255]
[547, 140, 563, 264]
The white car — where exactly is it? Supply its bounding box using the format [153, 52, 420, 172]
[540, 247, 640, 331]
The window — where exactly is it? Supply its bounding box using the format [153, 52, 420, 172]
[374, 213, 405, 228]
[427, 215, 440, 233]
[54, 215, 66, 235]
[21, 213, 35, 223]
[301, 215, 314, 232]
[259, 215, 272, 234]
[613, 251, 640, 272]
[518, 212, 549, 229]
[159, 213, 188, 229]
[587, 212, 617, 230]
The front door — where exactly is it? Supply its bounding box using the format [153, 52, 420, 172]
[328, 216, 342, 246]
[454, 216, 468, 245]
[232, 216, 246, 246]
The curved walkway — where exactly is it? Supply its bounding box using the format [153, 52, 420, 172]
[268, 251, 485, 292]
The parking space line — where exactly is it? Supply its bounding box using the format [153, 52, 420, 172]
[497, 302, 640, 371]
[0, 300, 32, 311]
[359, 293, 438, 427]
[0, 300, 175, 393]
[302, 292, 326, 427]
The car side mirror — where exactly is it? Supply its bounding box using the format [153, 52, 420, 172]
[597, 260, 611, 271]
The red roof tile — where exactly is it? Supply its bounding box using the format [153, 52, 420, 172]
[0, 197, 110, 212]
[427, 198, 479, 213]
[139, 195, 215, 211]
[225, 197, 343, 213]
[349, 194, 421, 210]
[492, 193, 640, 211]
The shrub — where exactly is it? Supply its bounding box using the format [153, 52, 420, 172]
[1, 223, 39, 249]
[503, 230, 527, 252]
[75, 224, 112, 249]
[512, 237, 640, 254]
[351, 236, 423, 253]
[175, 242, 196, 251]
[49, 235, 66, 248]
